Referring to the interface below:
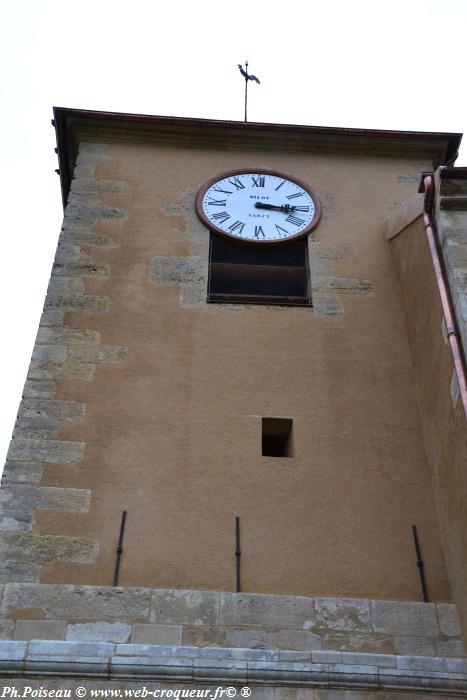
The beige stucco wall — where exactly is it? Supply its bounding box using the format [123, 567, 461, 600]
[4, 137, 452, 601]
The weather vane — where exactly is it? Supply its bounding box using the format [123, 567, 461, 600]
[238, 61, 260, 123]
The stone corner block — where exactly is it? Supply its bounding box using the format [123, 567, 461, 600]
[182, 625, 267, 650]
[315, 597, 370, 633]
[151, 589, 219, 625]
[1, 462, 43, 485]
[436, 639, 466, 658]
[266, 629, 321, 651]
[0, 620, 14, 640]
[321, 631, 394, 654]
[28, 639, 114, 657]
[394, 636, 435, 657]
[7, 439, 86, 464]
[131, 624, 182, 645]
[219, 592, 314, 629]
[0, 560, 41, 583]
[0, 640, 27, 660]
[0, 533, 98, 564]
[66, 622, 131, 643]
[370, 600, 438, 637]
[14, 619, 66, 641]
[436, 603, 462, 637]
[149, 256, 207, 286]
[2, 584, 152, 622]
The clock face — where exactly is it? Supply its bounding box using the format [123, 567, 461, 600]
[195, 169, 321, 244]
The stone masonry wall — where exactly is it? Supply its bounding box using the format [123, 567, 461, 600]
[0, 588, 464, 696]
[0, 142, 128, 582]
[0, 585, 463, 660]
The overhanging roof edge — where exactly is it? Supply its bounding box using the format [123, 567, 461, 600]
[53, 106, 463, 208]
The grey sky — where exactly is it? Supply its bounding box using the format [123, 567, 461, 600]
[1, 0, 467, 465]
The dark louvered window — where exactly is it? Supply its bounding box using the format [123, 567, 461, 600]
[207, 234, 311, 306]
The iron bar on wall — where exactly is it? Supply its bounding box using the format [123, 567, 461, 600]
[113, 510, 127, 587]
[235, 516, 241, 592]
[412, 524, 429, 602]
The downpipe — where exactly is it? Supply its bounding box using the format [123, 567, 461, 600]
[422, 174, 467, 419]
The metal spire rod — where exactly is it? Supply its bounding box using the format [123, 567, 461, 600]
[244, 61, 248, 123]
[237, 61, 260, 123]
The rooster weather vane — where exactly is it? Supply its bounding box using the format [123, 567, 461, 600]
[238, 61, 260, 123]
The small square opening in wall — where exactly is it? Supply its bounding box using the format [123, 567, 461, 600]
[262, 417, 294, 457]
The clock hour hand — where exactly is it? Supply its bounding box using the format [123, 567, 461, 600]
[255, 202, 295, 212]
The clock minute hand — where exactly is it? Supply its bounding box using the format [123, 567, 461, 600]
[255, 202, 295, 212]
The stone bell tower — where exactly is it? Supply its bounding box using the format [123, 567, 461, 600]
[0, 108, 465, 698]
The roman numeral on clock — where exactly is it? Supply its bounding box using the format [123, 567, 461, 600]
[286, 192, 304, 199]
[293, 205, 310, 212]
[275, 224, 290, 237]
[212, 211, 231, 224]
[228, 178, 245, 190]
[207, 198, 227, 206]
[251, 175, 265, 187]
[254, 226, 265, 239]
[228, 220, 245, 234]
[213, 187, 233, 195]
[285, 214, 305, 227]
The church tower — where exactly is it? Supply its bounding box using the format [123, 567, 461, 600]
[0, 109, 466, 698]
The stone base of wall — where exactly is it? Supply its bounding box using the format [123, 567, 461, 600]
[0, 587, 465, 695]
[0, 585, 464, 660]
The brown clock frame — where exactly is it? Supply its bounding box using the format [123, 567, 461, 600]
[195, 168, 322, 245]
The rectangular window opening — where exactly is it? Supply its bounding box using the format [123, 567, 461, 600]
[262, 417, 294, 457]
[208, 234, 312, 306]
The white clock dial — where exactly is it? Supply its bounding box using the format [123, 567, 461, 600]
[196, 170, 321, 244]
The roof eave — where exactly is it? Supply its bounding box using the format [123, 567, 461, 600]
[53, 107, 463, 208]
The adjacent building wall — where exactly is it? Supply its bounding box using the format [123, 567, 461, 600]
[388, 204, 467, 638]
